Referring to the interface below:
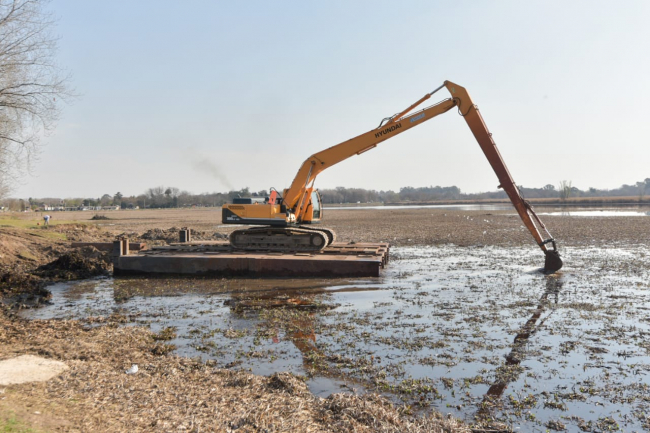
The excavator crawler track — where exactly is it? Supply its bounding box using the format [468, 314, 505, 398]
[300, 226, 337, 245]
[229, 227, 330, 252]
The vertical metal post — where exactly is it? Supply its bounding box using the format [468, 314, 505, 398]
[179, 229, 191, 243]
[112, 240, 123, 257]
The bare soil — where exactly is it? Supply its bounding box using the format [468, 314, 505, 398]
[0, 355, 69, 385]
[11, 206, 650, 248]
[0, 225, 113, 307]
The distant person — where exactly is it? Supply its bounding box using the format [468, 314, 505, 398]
[43, 214, 51, 226]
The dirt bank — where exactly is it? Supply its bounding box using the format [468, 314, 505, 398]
[0, 225, 113, 307]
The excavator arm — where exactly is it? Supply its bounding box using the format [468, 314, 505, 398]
[444, 81, 562, 272]
[283, 80, 562, 272]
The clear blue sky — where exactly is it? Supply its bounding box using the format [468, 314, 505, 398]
[15, 0, 650, 198]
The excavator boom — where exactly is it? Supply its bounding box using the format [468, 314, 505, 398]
[222, 80, 563, 273]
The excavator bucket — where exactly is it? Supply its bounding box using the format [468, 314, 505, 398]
[543, 250, 563, 274]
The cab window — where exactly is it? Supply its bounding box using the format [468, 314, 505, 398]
[311, 191, 321, 219]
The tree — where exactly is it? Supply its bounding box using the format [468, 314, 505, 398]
[641, 178, 650, 199]
[99, 193, 112, 206]
[114, 191, 123, 203]
[558, 180, 572, 201]
[0, 174, 8, 198]
[146, 186, 165, 207]
[0, 0, 71, 198]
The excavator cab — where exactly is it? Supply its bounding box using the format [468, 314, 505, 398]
[301, 190, 322, 224]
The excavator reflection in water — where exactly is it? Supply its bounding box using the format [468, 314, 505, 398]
[475, 275, 563, 424]
[225, 288, 337, 375]
[226, 275, 565, 416]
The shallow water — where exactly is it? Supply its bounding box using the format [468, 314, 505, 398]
[539, 210, 650, 217]
[22, 245, 650, 432]
[325, 204, 513, 211]
[324, 204, 650, 218]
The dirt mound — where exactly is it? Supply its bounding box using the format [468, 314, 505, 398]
[139, 227, 180, 243]
[136, 227, 227, 245]
[0, 225, 118, 308]
[266, 372, 308, 395]
[0, 272, 50, 308]
[50, 224, 114, 242]
[0, 227, 65, 306]
[0, 228, 64, 268]
[35, 247, 111, 280]
[193, 229, 228, 241]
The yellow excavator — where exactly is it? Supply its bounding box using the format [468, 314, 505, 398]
[222, 81, 563, 273]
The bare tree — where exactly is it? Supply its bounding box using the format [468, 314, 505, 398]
[0, 171, 9, 197]
[0, 0, 71, 198]
[558, 180, 572, 201]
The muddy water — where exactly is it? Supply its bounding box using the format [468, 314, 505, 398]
[325, 204, 514, 211]
[325, 203, 650, 217]
[22, 246, 650, 432]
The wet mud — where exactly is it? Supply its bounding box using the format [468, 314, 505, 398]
[22, 244, 650, 432]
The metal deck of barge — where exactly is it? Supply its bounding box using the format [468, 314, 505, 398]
[111, 238, 390, 278]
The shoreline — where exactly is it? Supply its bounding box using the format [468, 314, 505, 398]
[324, 197, 650, 208]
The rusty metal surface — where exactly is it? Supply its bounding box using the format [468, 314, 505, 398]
[113, 242, 390, 278]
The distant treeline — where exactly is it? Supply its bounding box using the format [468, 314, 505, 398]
[2, 179, 649, 211]
[319, 179, 650, 203]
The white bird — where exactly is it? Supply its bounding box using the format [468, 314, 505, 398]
[125, 364, 139, 375]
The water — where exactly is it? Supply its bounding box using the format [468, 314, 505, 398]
[325, 203, 650, 217]
[22, 245, 650, 432]
[539, 210, 650, 217]
[325, 204, 514, 211]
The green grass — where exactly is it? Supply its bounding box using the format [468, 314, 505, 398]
[0, 412, 39, 433]
[0, 216, 51, 229]
[0, 215, 84, 227]
[0, 215, 36, 228]
[26, 230, 67, 241]
[0, 216, 82, 241]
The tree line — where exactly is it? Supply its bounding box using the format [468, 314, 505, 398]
[2, 178, 649, 212]
[319, 179, 650, 203]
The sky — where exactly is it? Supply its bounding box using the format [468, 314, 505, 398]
[12, 0, 650, 199]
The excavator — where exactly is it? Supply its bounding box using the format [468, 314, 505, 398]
[222, 81, 563, 273]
